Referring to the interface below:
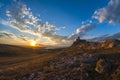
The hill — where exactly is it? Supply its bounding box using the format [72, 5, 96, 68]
[0, 39, 120, 80]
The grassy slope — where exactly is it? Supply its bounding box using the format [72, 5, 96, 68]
[0, 44, 61, 80]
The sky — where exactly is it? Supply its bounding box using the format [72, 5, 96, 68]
[0, 0, 120, 47]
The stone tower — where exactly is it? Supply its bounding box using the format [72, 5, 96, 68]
[76, 36, 80, 42]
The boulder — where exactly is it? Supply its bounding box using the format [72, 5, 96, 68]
[95, 59, 111, 74]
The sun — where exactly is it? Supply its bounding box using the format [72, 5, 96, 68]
[30, 40, 37, 47]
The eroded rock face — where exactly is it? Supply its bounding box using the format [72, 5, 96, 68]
[101, 39, 120, 48]
[95, 59, 111, 74]
[71, 37, 120, 50]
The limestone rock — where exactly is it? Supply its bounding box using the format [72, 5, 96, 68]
[71, 37, 120, 50]
[95, 59, 111, 74]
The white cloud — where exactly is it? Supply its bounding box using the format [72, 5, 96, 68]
[6, 1, 39, 31]
[68, 33, 78, 40]
[76, 23, 96, 34]
[93, 0, 120, 24]
[4, 1, 72, 46]
[69, 22, 96, 40]
[2, 1, 102, 46]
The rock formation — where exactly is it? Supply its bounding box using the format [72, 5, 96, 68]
[71, 37, 120, 50]
[101, 39, 120, 48]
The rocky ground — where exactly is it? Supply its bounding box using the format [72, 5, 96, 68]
[1, 38, 120, 80]
[21, 51, 120, 80]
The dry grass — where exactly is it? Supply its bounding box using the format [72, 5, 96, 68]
[0, 44, 120, 80]
[0, 50, 60, 80]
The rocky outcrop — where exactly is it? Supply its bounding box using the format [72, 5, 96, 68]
[21, 52, 101, 80]
[71, 37, 120, 50]
[72, 37, 86, 47]
[20, 50, 120, 80]
[101, 39, 120, 48]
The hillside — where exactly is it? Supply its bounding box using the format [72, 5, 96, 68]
[0, 44, 62, 56]
[0, 39, 120, 80]
[0, 44, 33, 56]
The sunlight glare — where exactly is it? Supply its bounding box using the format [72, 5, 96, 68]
[30, 40, 36, 47]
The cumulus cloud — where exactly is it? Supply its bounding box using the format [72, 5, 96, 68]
[2, 0, 104, 46]
[93, 0, 120, 24]
[69, 21, 96, 40]
[4, 1, 71, 45]
[76, 23, 96, 34]
[6, 1, 39, 32]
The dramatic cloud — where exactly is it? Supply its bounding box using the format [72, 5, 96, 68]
[93, 0, 120, 24]
[0, 31, 33, 43]
[76, 23, 96, 35]
[69, 22, 96, 40]
[68, 33, 78, 40]
[0, 35, 4, 38]
[18, 35, 28, 41]
[0, 31, 17, 39]
[5, 0, 119, 46]
[5, 1, 71, 46]
[6, 1, 39, 33]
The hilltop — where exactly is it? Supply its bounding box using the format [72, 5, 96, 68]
[71, 37, 120, 50]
